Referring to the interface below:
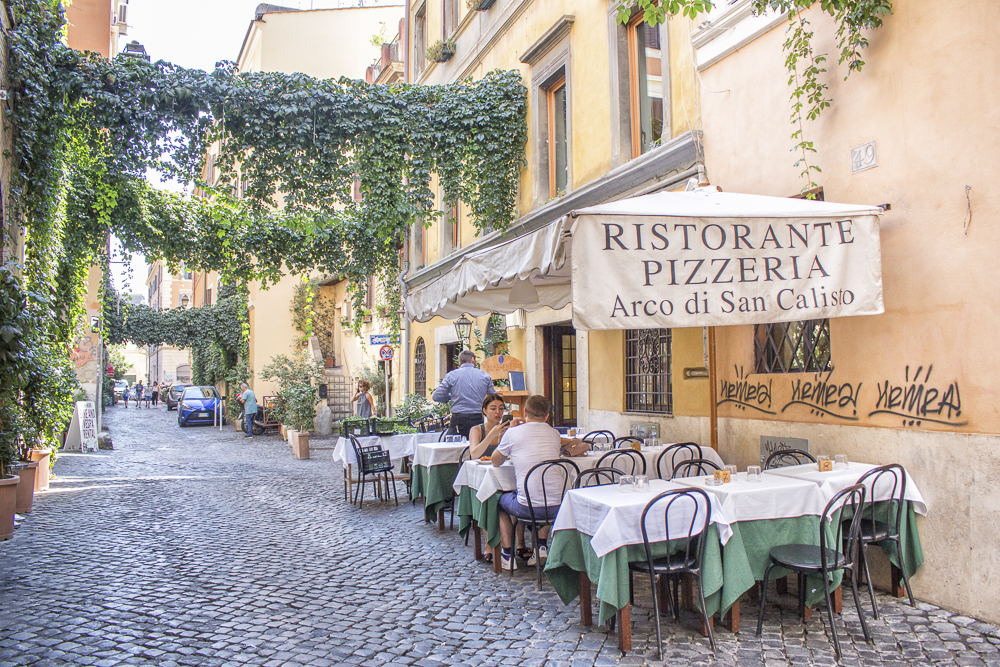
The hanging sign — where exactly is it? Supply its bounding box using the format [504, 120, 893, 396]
[571, 210, 884, 330]
[370, 334, 400, 345]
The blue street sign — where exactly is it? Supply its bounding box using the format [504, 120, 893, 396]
[370, 334, 400, 345]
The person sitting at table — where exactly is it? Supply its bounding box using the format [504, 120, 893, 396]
[469, 394, 510, 459]
[491, 394, 588, 570]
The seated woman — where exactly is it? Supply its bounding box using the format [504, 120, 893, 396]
[469, 393, 510, 459]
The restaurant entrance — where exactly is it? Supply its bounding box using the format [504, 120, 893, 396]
[444, 342, 461, 373]
[542, 324, 577, 427]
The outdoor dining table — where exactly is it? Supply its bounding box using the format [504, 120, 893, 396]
[410, 439, 469, 526]
[452, 444, 726, 574]
[332, 432, 442, 502]
[544, 479, 741, 652]
[763, 461, 927, 599]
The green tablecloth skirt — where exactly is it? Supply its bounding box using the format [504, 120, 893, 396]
[411, 463, 461, 523]
[545, 524, 753, 626]
[456, 487, 502, 549]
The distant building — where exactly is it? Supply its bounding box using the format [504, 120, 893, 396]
[65, 0, 128, 59]
[145, 260, 193, 385]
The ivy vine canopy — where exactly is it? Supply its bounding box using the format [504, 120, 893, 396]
[404, 216, 573, 322]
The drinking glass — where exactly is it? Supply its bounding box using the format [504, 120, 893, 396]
[643, 437, 654, 449]
[725, 464, 738, 482]
[650, 437, 660, 449]
[633, 475, 649, 492]
[747, 465, 762, 483]
[835, 454, 848, 470]
[619, 476, 635, 492]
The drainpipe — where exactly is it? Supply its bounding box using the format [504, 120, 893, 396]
[399, 231, 410, 408]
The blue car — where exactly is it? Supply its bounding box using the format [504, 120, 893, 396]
[177, 386, 226, 427]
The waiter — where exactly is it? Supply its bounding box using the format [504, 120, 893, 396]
[432, 349, 496, 438]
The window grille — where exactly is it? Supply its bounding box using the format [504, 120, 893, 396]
[326, 374, 354, 421]
[625, 328, 672, 414]
[754, 320, 831, 373]
[414, 337, 427, 397]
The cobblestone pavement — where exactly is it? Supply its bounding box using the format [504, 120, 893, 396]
[1, 404, 998, 667]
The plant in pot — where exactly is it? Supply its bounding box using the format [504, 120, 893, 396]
[284, 383, 318, 460]
[261, 351, 321, 456]
[426, 39, 456, 63]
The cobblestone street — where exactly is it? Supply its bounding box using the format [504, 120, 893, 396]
[0, 405, 997, 667]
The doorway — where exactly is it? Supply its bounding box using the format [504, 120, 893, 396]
[542, 324, 577, 427]
[444, 343, 461, 374]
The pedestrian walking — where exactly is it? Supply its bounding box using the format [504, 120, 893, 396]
[122, 384, 130, 408]
[135, 381, 144, 408]
[151, 382, 160, 407]
[144, 385, 152, 408]
[239, 383, 257, 439]
[432, 349, 496, 438]
[352, 380, 375, 418]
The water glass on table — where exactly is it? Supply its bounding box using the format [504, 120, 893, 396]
[619, 475, 635, 492]
[834, 454, 848, 470]
[725, 464, 738, 482]
[746, 465, 762, 483]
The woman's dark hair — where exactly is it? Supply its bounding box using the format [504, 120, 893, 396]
[481, 393, 506, 414]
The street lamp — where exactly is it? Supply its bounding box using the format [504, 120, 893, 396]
[180, 294, 190, 308]
[454, 315, 472, 348]
[121, 40, 150, 61]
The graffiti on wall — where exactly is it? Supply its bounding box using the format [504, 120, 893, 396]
[869, 365, 965, 428]
[717, 366, 776, 415]
[71, 334, 98, 368]
[781, 370, 861, 421]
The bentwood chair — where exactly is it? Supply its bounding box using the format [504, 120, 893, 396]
[613, 436, 644, 449]
[757, 483, 872, 660]
[671, 458, 721, 479]
[348, 434, 401, 507]
[582, 430, 616, 449]
[854, 464, 915, 616]
[764, 449, 817, 469]
[629, 488, 717, 658]
[655, 443, 703, 480]
[596, 449, 647, 476]
[573, 467, 624, 489]
[519, 459, 580, 590]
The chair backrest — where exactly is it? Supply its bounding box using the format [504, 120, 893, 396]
[574, 467, 625, 489]
[671, 458, 721, 479]
[764, 448, 816, 469]
[438, 429, 451, 442]
[613, 436, 643, 449]
[583, 430, 615, 445]
[855, 463, 906, 540]
[655, 443, 702, 480]
[639, 488, 712, 574]
[596, 449, 647, 476]
[349, 434, 392, 474]
[821, 483, 866, 572]
[459, 446, 472, 464]
[523, 459, 580, 516]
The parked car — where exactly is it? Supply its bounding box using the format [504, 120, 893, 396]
[165, 383, 190, 411]
[113, 380, 128, 399]
[177, 386, 226, 427]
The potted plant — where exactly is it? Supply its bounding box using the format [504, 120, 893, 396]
[260, 352, 321, 459]
[426, 40, 456, 63]
[285, 383, 318, 460]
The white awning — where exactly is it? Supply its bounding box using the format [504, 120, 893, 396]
[404, 215, 573, 322]
[569, 190, 884, 330]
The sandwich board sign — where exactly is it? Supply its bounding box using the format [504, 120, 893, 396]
[64, 401, 99, 452]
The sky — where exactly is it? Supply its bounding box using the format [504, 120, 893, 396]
[111, 0, 400, 296]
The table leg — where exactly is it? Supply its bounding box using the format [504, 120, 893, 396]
[803, 586, 841, 619]
[473, 520, 483, 561]
[722, 599, 739, 633]
[680, 574, 694, 611]
[776, 575, 788, 594]
[437, 508, 446, 530]
[617, 604, 632, 653]
[890, 563, 906, 598]
[579, 571, 592, 626]
[493, 545, 501, 574]
[657, 575, 671, 614]
[699, 613, 715, 638]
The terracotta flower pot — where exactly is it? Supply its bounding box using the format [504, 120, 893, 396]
[15, 462, 38, 513]
[29, 449, 51, 492]
[0, 476, 19, 540]
[292, 432, 310, 460]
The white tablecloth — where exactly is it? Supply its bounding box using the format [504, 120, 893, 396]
[763, 462, 928, 515]
[683, 473, 827, 523]
[552, 479, 733, 558]
[412, 440, 469, 468]
[452, 460, 512, 501]
[332, 433, 442, 468]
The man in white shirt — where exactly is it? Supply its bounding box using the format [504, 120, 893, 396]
[491, 394, 587, 570]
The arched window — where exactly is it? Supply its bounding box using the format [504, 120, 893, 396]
[414, 337, 427, 397]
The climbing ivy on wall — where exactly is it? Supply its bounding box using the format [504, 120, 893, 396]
[619, 0, 892, 193]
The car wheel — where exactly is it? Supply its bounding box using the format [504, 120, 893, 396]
[178, 417, 187, 427]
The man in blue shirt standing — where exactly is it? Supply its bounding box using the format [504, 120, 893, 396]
[240, 383, 258, 439]
[433, 350, 496, 438]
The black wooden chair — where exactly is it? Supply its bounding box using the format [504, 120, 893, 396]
[629, 488, 717, 658]
[670, 458, 721, 479]
[757, 483, 872, 659]
[854, 463, 915, 616]
[613, 436, 643, 449]
[655, 442, 703, 480]
[348, 434, 401, 507]
[518, 459, 580, 590]
[582, 430, 616, 450]
[764, 448, 817, 469]
[596, 449, 647, 476]
[573, 467, 624, 489]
